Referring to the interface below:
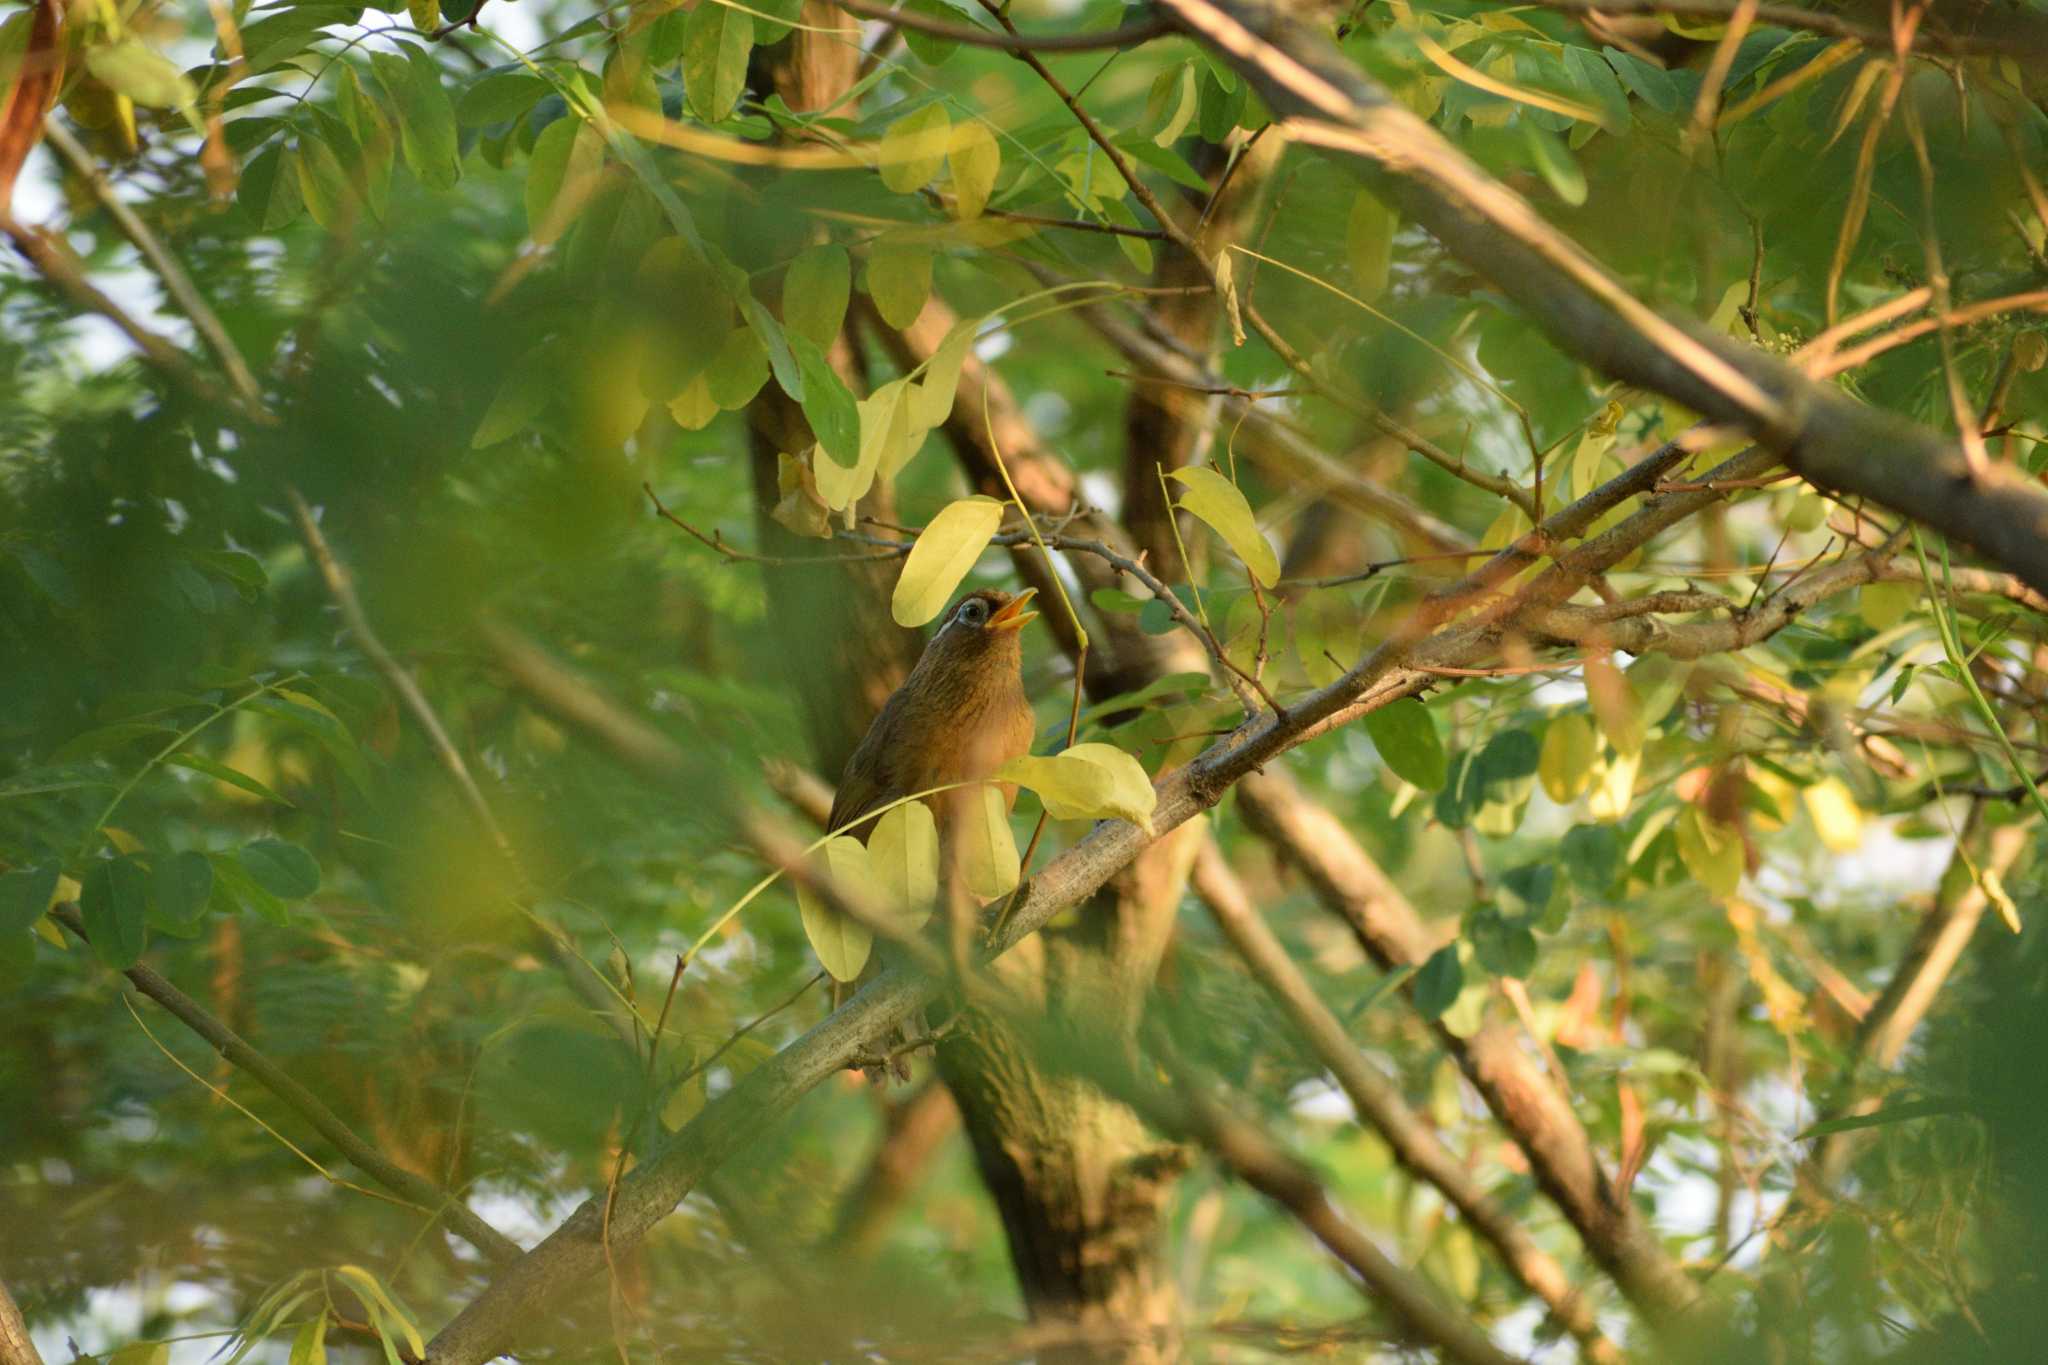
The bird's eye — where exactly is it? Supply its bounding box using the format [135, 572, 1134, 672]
[959, 600, 987, 626]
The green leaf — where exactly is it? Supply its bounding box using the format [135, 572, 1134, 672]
[1413, 943, 1463, 1019]
[9, 544, 78, 607]
[1520, 120, 1587, 206]
[0, 930, 32, 990]
[782, 244, 852, 348]
[458, 71, 550, 127]
[1797, 1097, 1971, 1140]
[238, 839, 321, 900]
[703, 325, 769, 409]
[866, 242, 933, 330]
[1539, 712, 1596, 802]
[683, 2, 753, 123]
[239, 144, 304, 231]
[52, 722, 178, 763]
[372, 45, 460, 190]
[150, 850, 214, 934]
[890, 496, 1003, 626]
[81, 857, 150, 969]
[1167, 466, 1280, 587]
[87, 39, 196, 110]
[902, 0, 963, 64]
[526, 116, 605, 245]
[295, 128, 358, 229]
[472, 344, 555, 447]
[1561, 822, 1622, 894]
[211, 854, 289, 925]
[1363, 699, 1447, 791]
[789, 333, 860, 470]
[0, 863, 60, 935]
[1604, 48, 1677, 114]
[1346, 190, 1396, 302]
[1468, 907, 1537, 978]
[750, 0, 803, 45]
[185, 549, 268, 601]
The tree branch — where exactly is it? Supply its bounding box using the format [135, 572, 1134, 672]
[1155, 0, 2048, 599]
[47, 903, 522, 1265]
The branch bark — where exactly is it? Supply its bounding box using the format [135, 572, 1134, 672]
[1155, 0, 2048, 599]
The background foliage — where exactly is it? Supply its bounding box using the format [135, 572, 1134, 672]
[3, 0, 2047, 1362]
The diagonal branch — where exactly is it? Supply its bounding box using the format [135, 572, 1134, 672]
[1192, 841, 1618, 1358]
[1155, 0, 2048, 598]
[47, 903, 522, 1265]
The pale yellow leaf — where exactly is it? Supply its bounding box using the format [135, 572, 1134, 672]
[1345, 190, 1395, 302]
[1982, 867, 2022, 934]
[1587, 748, 1639, 822]
[1859, 581, 1915, 630]
[1539, 712, 1596, 803]
[667, 375, 718, 431]
[868, 800, 939, 930]
[947, 121, 1000, 220]
[908, 317, 977, 431]
[998, 742, 1156, 832]
[1803, 777, 1863, 852]
[1569, 430, 1615, 501]
[891, 495, 1003, 626]
[959, 783, 1020, 898]
[1169, 466, 1278, 587]
[795, 835, 875, 980]
[860, 378, 916, 486]
[1153, 63, 1197, 147]
[1675, 807, 1743, 897]
[878, 103, 951, 193]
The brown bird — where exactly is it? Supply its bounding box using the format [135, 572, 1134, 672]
[828, 587, 1041, 842]
[825, 588, 1038, 1074]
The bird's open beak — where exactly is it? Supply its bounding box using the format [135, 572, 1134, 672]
[988, 587, 1039, 632]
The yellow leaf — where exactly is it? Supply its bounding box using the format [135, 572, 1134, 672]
[1784, 489, 1828, 532]
[868, 801, 939, 931]
[958, 784, 1020, 899]
[1152, 63, 1197, 147]
[1675, 807, 1743, 897]
[667, 375, 718, 431]
[103, 827, 144, 855]
[908, 317, 976, 431]
[1584, 650, 1643, 756]
[891, 495, 1004, 626]
[1803, 777, 1862, 852]
[878, 103, 951, 193]
[1569, 430, 1615, 501]
[1168, 466, 1278, 587]
[1587, 748, 1639, 822]
[860, 378, 917, 485]
[1539, 712, 1596, 802]
[947, 121, 1000, 220]
[54, 873, 82, 908]
[1859, 581, 1914, 630]
[795, 835, 875, 981]
[998, 742, 1157, 832]
[812, 439, 871, 512]
[1212, 249, 1245, 346]
[335, 1266, 424, 1360]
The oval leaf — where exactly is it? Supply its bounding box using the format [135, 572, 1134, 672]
[1538, 712, 1596, 802]
[877, 103, 951, 194]
[868, 800, 939, 930]
[866, 243, 932, 330]
[959, 783, 1020, 899]
[1363, 699, 1447, 792]
[795, 835, 874, 980]
[81, 857, 149, 969]
[683, 2, 753, 123]
[891, 495, 1003, 626]
[998, 742, 1156, 831]
[783, 244, 851, 348]
[1168, 467, 1279, 588]
[947, 121, 999, 220]
[239, 839, 321, 899]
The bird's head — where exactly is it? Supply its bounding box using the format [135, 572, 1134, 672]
[920, 587, 1038, 677]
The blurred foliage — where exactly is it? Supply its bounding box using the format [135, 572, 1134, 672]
[2, 0, 2046, 1362]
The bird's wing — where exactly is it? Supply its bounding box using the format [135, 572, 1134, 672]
[826, 719, 896, 839]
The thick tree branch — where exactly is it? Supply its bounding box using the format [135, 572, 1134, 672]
[0, 1277, 45, 1365]
[829, 0, 1174, 52]
[1156, 0, 2048, 598]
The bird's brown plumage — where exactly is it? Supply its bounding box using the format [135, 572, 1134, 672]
[828, 588, 1038, 841]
